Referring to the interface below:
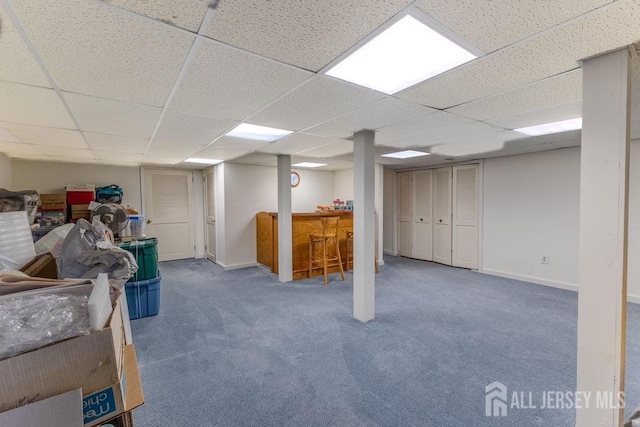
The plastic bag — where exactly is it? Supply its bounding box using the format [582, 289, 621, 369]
[35, 223, 75, 257]
[57, 218, 138, 285]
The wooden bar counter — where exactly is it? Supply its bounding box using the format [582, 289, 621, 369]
[256, 211, 353, 280]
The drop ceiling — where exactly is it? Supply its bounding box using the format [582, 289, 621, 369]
[0, 0, 639, 171]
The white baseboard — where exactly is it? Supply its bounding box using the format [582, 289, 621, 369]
[479, 268, 640, 304]
[479, 268, 579, 292]
[215, 261, 258, 270]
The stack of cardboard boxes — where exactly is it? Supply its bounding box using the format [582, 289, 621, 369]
[67, 184, 95, 223]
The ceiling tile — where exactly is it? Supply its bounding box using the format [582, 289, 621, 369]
[84, 132, 150, 154]
[258, 133, 344, 155]
[418, 0, 612, 53]
[170, 41, 312, 121]
[64, 93, 161, 138]
[486, 101, 583, 130]
[100, 0, 208, 32]
[481, 142, 559, 159]
[0, 141, 42, 156]
[0, 8, 50, 87]
[47, 157, 98, 164]
[141, 154, 186, 165]
[0, 121, 87, 148]
[249, 76, 385, 131]
[0, 81, 75, 128]
[305, 98, 437, 139]
[31, 145, 95, 159]
[375, 112, 475, 146]
[448, 69, 583, 122]
[155, 111, 235, 145]
[210, 136, 270, 151]
[228, 153, 278, 167]
[146, 140, 204, 157]
[399, 1, 640, 109]
[205, 0, 415, 71]
[296, 141, 354, 158]
[0, 128, 22, 143]
[192, 145, 250, 161]
[12, 0, 194, 107]
[93, 150, 142, 163]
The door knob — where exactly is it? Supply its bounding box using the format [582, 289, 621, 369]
[439, 219, 442, 223]
[420, 218, 423, 221]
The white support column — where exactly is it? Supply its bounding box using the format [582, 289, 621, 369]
[277, 155, 293, 283]
[353, 130, 376, 322]
[577, 48, 630, 426]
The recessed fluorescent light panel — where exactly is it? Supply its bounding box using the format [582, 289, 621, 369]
[381, 150, 430, 159]
[325, 15, 477, 94]
[185, 158, 222, 165]
[292, 162, 327, 168]
[514, 118, 582, 137]
[225, 123, 293, 142]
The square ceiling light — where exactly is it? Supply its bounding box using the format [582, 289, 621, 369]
[514, 118, 582, 136]
[381, 150, 430, 159]
[185, 158, 222, 164]
[226, 123, 293, 142]
[292, 162, 327, 168]
[325, 14, 478, 94]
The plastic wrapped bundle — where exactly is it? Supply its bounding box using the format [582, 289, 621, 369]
[0, 211, 36, 271]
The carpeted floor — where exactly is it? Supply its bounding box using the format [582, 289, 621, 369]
[130, 255, 640, 426]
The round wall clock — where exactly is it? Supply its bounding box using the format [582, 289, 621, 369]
[291, 171, 300, 188]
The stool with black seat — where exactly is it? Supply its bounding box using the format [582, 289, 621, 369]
[308, 216, 345, 285]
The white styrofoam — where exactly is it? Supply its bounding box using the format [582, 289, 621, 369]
[88, 274, 112, 331]
[0, 211, 36, 270]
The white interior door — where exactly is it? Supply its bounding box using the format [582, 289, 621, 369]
[144, 168, 194, 262]
[452, 165, 478, 269]
[433, 167, 452, 265]
[396, 171, 412, 257]
[412, 169, 433, 260]
[204, 167, 216, 262]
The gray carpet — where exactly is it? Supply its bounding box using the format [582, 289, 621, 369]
[130, 255, 640, 426]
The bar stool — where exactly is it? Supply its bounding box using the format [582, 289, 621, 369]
[345, 230, 379, 273]
[308, 216, 345, 285]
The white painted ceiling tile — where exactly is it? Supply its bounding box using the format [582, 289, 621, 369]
[31, 145, 95, 159]
[228, 153, 278, 167]
[141, 154, 187, 165]
[0, 121, 87, 148]
[375, 111, 475, 146]
[418, 0, 612, 53]
[400, 1, 640, 109]
[146, 140, 204, 157]
[12, 0, 194, 107]
[192, 145, 251, 161]
[486, 101, 583, 130]
[210, 136, 271, 151]
[0, 141, 41, 155]
[297, 141, 354, 158]
[481, 142, 559, 159]
[64, 93, 162, 138]
[205, 0, 415, 71]
[170, 41, 312, 120]
[100, 0, 209, 32]
[0, 8, 50, 87]
[305, 98, 437, 139]
[0, 128, 22, 143]
[84, 132, 150, 154]
[155, 111, 235, 145]
[48, 157, 98, 164]
[258, 133, 344, 155]
[249, 76, 385, 131]
[448, 70, 583, 122]
[93, 150, 142, 163]
[0, 81, 75, 128]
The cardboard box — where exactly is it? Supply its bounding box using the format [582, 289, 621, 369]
[0, 284, 125, 414]
[71, 204, 91, 212]
[19, 253, 58, 279]
[40, 194, 66, 210]
[0, 389, 83, 427]
[83, 345, 143, 426]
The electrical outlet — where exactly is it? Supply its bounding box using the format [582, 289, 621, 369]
[541, 254, 549, 265]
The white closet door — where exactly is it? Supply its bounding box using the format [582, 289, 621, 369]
[396, 171, 412, 257]
[205, 167, 216, 262]
[144, 168, 194, 261]
[452, 165, 478, 269]
[433, 167, 452, 265]
[412, 169, 433, 260]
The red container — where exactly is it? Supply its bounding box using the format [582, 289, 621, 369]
[66, 184, 95, 204]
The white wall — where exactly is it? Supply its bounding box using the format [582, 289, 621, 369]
[11, 160, 142, 209]
[333, 169, 353, 201]
[0, 154, 11, 189]
[482, 148, 581, 290]
[217, 163, 334, 269]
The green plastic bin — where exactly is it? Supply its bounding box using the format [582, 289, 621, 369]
[119, 237, 158, 283]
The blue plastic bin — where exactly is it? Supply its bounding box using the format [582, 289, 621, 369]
[125, 273, 161, 320]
